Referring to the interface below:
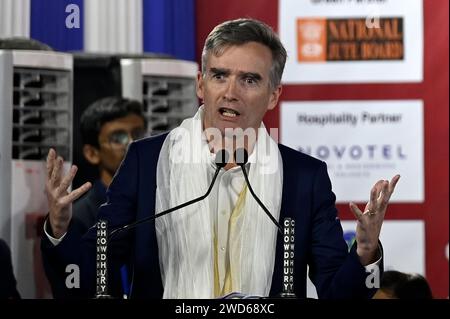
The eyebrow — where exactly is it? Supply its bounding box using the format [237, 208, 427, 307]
[209, 67, 262, 81]
[209, 67, 229, 76]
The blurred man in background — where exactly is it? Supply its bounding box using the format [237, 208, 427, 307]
[72, 97, 147, 230]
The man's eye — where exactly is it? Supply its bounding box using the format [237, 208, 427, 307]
[213, 73, 225, 80]
[244, 77, 256, 84]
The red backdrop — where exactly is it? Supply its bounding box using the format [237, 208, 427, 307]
[196, 0, 449, 298]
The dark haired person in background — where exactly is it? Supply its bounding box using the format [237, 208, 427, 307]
[373, 270, 433, 299]
[41, 97, 147, 298]
[0, 239, 20, 299]
[73, 97, 147, 230]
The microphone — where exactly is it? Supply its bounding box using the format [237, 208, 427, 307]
[233, 148, 283, 234]
[95, 149, 230, 299]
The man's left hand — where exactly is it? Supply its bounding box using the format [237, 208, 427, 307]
[349, 175, 401, 266]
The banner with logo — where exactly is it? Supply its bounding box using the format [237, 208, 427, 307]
[280, 100, 424, 203]
[279, 0, 423, 83]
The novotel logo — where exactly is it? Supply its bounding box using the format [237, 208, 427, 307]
[298, 144, 407, 160]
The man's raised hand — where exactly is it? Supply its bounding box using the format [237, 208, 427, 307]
[349, 174, 400, 265]
[45, 148, 92, 238]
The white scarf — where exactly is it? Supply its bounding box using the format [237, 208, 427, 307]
[155, 106, 283, 298]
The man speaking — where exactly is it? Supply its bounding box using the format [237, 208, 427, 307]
[41, 18, 400, 299]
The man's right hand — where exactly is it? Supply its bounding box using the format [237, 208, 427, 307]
[46, 148, 92, 238]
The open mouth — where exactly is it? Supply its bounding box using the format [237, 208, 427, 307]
[219, 107, 241, 118]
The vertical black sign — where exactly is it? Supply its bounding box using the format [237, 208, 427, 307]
[96, 219, 111, 298]
[281, 218, 296, 298]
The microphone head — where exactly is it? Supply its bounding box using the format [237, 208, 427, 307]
[215, 149, 230, 168]
[234, 148, 249, 166]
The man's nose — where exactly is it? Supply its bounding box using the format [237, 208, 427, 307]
[223, 78, 239, 101]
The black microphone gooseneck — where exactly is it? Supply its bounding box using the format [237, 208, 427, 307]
[234, 148, 283, 235]
[108, 149, 230, 242]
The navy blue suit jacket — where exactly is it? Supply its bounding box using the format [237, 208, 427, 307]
[41, 133, 380, 299]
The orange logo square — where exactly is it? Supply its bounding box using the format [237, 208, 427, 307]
[297, 18, 326, 62]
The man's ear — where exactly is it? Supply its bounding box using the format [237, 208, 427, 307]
[83, 144, 100, 165]
[267, 85, 282, 111]
[196, 71, 204, 100]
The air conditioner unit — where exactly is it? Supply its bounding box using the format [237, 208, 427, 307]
[120, 58, 198, 135]
[0, 50, 73, 298]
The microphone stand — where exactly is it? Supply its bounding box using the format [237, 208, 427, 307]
[235, 148, 296, 298]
